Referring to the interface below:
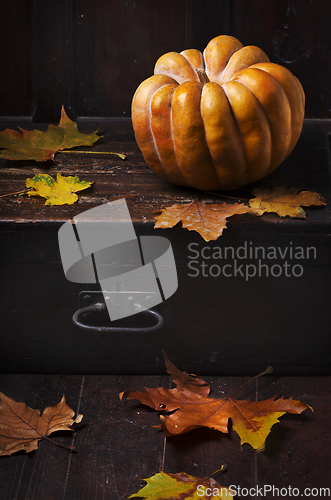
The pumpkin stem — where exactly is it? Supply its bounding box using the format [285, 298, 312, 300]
[196, 68, 210, 86]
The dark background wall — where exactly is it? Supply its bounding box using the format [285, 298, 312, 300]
[1, 0, 330, 122]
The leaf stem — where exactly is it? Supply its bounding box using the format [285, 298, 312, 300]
[0, 189, 29, 198]
[210, 465, 227, 477]
[42, 435, 77, 453]
[229, 366, 274, 398]
[205, 191, 250, 202]
[59, 150, 126, 160]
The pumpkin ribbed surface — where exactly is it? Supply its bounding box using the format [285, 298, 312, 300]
[131, 35, 305, 191]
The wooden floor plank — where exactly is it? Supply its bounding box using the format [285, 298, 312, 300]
[0, 374, 330, 499]
[256, 375, 331, 498]
[64, 374, 170, 500]
[161, 376, 257, 492]
[0, 374, 83, 500]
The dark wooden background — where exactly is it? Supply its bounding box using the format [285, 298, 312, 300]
[1, 0, 330, 122]
[0, 3, 330, 496]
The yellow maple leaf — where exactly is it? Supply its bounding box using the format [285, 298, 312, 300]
[129, 471, 235, 500]
[26, 173, 93, 205]
[249, 187, 326, 218]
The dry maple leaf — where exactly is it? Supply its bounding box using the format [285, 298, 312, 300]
[57, 105, 102, 150]
[120, 352, 311, 451]
[162, 351, 210, 397]
[0, 106, 101, 162]
[154, 200, 250, 241]
[129, 470, 234, 500]
[249, 187, 326, 218]
[0, 392, 83, 456]
[25, 173, 93, 205]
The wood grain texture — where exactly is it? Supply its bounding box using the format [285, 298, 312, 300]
[32, 0, 75, 122]
[0, 0, 33, 116]
[0, 374, 329, 499]
[0, 374, 83, 500]
[64, 374, 169, 499]
[72, 0, 188, 118]
[0, 118, 330, 225]
[256, 375, 330, 494]
[0, 1, 330, 120]
[0, 118, 193, 224]
[230, 0, 331, 119]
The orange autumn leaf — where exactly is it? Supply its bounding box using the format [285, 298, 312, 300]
[129, 470, 235, 500]
[249, 187, 326, 218]
[120, 352, 311, 452]
[0, 106, 101, 162]
[154, 200, 250, 241]
[0, 392, 83, 456]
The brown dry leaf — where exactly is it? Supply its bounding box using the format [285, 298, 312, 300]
[0, 106, 101, 162]
[249, 187, 326, 218]
[120, 352, 311, 452]
[129, 470, 234, 499]
[0, 392, 83, 456]
[162, 351, 210, 397]
[154, 200, 250, 241]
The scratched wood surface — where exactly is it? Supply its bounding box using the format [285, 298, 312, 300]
[0, 118, 330, 226]
[0, 373, 329, 499]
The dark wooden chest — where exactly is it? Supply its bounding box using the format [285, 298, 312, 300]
[1, 118, 330, 376]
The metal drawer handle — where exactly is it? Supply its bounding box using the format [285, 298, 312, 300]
[72, 303, 164, 333]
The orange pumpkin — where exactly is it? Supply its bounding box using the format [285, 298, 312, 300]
[131, 35, 305, 191]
